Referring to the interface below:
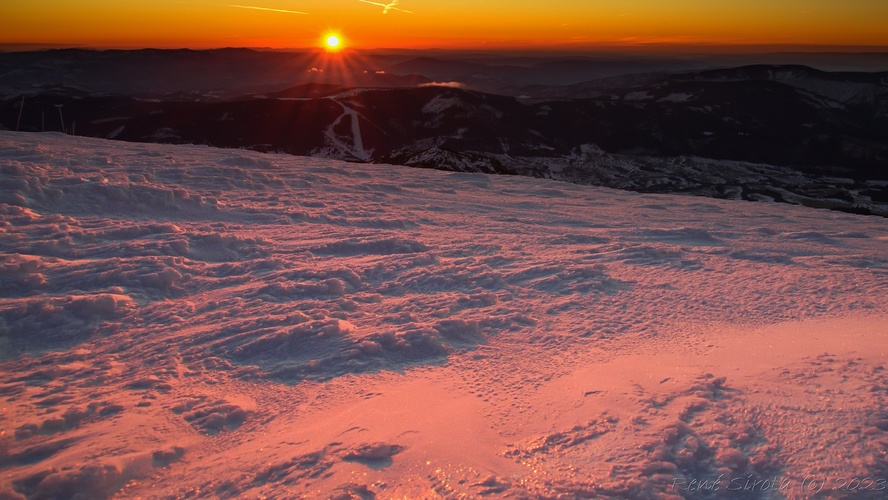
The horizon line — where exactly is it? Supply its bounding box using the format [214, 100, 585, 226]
[3, 42, 888, 55]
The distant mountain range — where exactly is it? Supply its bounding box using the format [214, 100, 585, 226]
[1, 49, 887, 215]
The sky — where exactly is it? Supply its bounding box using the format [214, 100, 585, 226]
[3, 0, 888, 51]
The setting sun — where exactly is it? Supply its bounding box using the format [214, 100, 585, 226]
[325, 34, 341, 50]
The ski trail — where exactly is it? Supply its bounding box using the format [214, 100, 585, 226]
[324, 98, 369, 161]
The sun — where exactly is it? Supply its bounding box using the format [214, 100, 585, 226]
[325, 34, 342, 51]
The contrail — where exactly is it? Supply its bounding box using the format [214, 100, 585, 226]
[358, 0, 413, 15]
[228, 4, 308, 14]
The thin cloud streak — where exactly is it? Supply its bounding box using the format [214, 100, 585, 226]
[227, 4, 308, 15]
[358, 0, 414, 15]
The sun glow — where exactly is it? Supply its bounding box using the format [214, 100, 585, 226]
[2, 2, 888, 50]
[325, 34, 341, 51]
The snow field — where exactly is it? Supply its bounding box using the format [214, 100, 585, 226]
[1, 132, 887, 498]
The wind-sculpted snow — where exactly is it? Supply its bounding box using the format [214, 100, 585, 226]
[1, 132, 887, 499]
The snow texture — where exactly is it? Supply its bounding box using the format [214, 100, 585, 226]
[1, 132, 887, 499]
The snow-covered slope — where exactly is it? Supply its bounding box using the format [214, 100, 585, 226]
[1, 132, 887, 499]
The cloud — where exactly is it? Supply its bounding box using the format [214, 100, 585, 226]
[228, 4, 308, 15]
[358, 0, 413, 15]
[419, 81, 464, 89]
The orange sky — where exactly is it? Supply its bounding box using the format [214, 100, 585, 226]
[3, 1, 888, 51]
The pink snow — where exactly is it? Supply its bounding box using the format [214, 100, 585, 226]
[1, 131, 886, 499]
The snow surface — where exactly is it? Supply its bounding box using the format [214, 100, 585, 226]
[1, 132, 887, 499]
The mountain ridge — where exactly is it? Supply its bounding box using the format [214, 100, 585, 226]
[2, 52, 887, 214]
